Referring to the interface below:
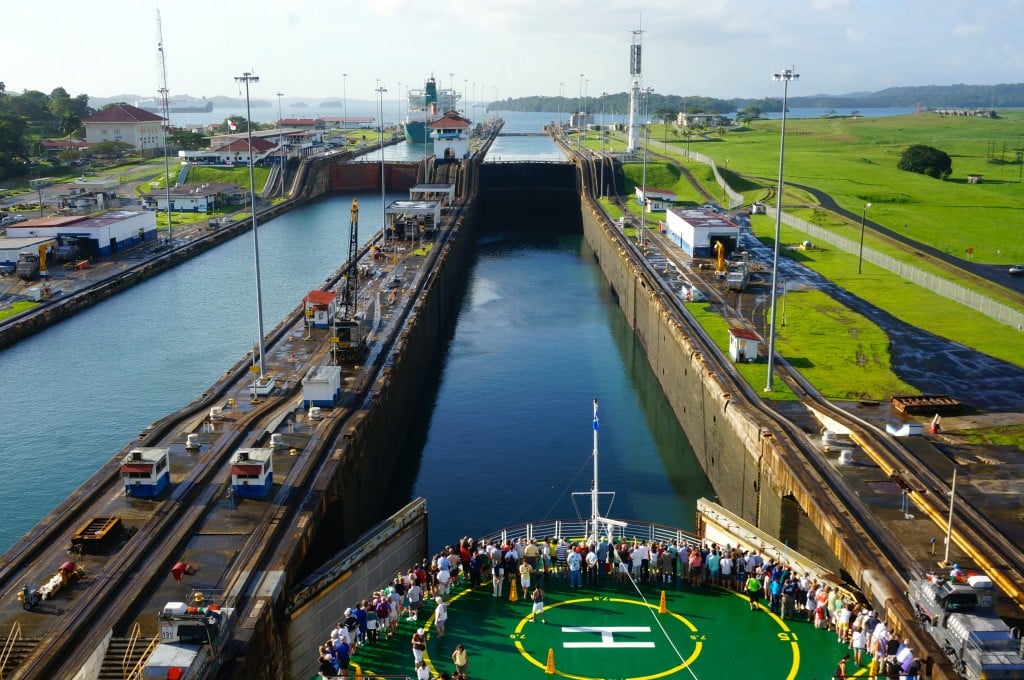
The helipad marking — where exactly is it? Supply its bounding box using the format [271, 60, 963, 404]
[562, 626, 656, 648]
[513, 596, 701, 680]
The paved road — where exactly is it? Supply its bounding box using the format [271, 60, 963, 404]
[657, 155, 1024, 412]
[788, 180, 1024, 296]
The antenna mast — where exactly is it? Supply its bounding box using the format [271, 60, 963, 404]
[626, 27, 644, 154]
[156, 9, 173, 244]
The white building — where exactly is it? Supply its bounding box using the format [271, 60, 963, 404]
[7, 211, 157, 258]
[663, 207, 739, 259]
[142, 182, 245, 212]
[82, 105, 165, 154]
[634, 187, 676, 213]
[429, 111, 471, 162]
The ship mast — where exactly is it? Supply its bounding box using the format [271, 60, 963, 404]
[591, 399, 600, 543]
[156, 9, 173, 245]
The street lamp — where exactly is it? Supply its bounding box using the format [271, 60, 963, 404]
[342, 72, 348, 130]
[376, 83, 388, 244]
[233, 70, 271, 391]
[858, 202, 873, 274]
[765, 66, 798, 393]
[578, 74, 585, 150]
[275, 91, 285, 192]
[600, 91, 607, 197]
[559, 82, 565, 129]
[639, 86, 654, 246]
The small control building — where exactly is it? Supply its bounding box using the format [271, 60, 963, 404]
[121, 447, 170, 498]
[302, 364, 342, 408]
[230, 448, 273, 498]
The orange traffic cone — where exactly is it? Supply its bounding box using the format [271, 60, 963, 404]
[509, 579, 519, 602]
[546, 648, 556, 674]
[659, 590, 668, 614]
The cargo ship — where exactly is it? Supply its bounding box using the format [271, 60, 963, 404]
[403, 76, 460, 143]
[135, 94, 214, 113]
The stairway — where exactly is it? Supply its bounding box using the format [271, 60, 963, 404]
[0, 636, 42, 678]
[97, 636, 156, 680]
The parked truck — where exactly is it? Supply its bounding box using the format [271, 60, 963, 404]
[725, 262, 750, 292]
[908, 573, 1024, 679]
[15, 240, 56, 280]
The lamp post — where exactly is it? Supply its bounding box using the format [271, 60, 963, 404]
[858, 202, 873, 274]
[639, 86, 653, 246]
[600, 91, 607, 197]
[559, 82, 565, 129]
[341, 73, 348, 130]
[275, 91, 285, 192]
[376, 83, 388, 244]
[764, 67, 798, 393]
[234, 70, 269, 389]
[578, 73, 585, 150]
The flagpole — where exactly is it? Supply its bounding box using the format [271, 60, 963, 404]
[592, 398, 599, 544]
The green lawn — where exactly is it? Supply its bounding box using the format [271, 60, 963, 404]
[0, 301, 37, 322]
[681, 112, 1024, 264]
[750, 217, 1024, 371]
[183, 165, 271, 189]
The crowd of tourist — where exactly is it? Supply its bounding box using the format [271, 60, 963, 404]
[314, 535, 919, 679]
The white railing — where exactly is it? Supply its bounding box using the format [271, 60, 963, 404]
[479, 518, 701, 549]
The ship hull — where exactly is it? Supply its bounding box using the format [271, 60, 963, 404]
[403, 120, 431, 144]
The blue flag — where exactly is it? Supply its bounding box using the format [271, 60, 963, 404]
[593, 414, 600, 432]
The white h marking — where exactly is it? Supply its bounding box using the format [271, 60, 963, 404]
[561, 626, 655, 648]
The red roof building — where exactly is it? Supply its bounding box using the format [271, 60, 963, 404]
[429, 110, 472, 162]
[82, 104, 165, 153]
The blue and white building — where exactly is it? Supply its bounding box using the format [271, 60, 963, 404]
[230, 448, 274, 499]
[121, 447, 170, 498]
[663, 207, 739, 259]
[7, 210, 157, 258]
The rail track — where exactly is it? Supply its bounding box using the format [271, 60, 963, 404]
[582, 150, 1024, 609]
[0, 167, 475, 677]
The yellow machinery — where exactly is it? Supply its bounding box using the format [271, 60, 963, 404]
[713, 240, 726, 275]
[15, 239, 56, 280]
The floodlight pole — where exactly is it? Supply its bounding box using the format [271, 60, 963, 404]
[234, 71, 267, 383]
[765, 67, 798, 393]
[858, 202, 872, 274]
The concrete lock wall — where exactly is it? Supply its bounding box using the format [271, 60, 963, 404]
[284, 500, 429, 680]
[578, 195, 839, 572]
[228, 162, 478, 680]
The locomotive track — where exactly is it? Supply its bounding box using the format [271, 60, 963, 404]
[1, 167, 475, 677]
[587, 152, 1024, 611]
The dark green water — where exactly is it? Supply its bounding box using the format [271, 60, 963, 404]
[405, 215, 715, 552]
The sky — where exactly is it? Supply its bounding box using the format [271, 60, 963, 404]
[4, 0, 1022, 106]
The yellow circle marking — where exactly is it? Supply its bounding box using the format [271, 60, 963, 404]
[512, 596, 701, 680]
[726, 589, 801, 680]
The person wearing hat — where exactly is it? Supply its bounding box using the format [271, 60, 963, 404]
[411, 628, 426, 665]
[434, 596, 448, 638]
[950, 563, 964, 581]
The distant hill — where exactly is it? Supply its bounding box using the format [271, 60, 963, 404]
[493, 83, 1024, 115]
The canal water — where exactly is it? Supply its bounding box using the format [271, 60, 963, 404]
[0, 114, 713, 555]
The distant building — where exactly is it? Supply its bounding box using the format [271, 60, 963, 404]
[178, 135, 279, 166]
[634, 187, 676, 213]
[82, 104, 165, 154]
[676, 112, 731, 128]
[570, 112, 594, 129]
[430, 110, 471, 162]
[142, 182, 246, 212]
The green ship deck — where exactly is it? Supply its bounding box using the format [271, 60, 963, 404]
[344, 573, 864, 680]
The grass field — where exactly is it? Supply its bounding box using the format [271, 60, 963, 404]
[590, 113, 1024, 408]
[651, 112, 1024, 264]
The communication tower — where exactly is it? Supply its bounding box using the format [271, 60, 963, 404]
[626, 29, 644, 154]
[156, 9, 173, 243]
